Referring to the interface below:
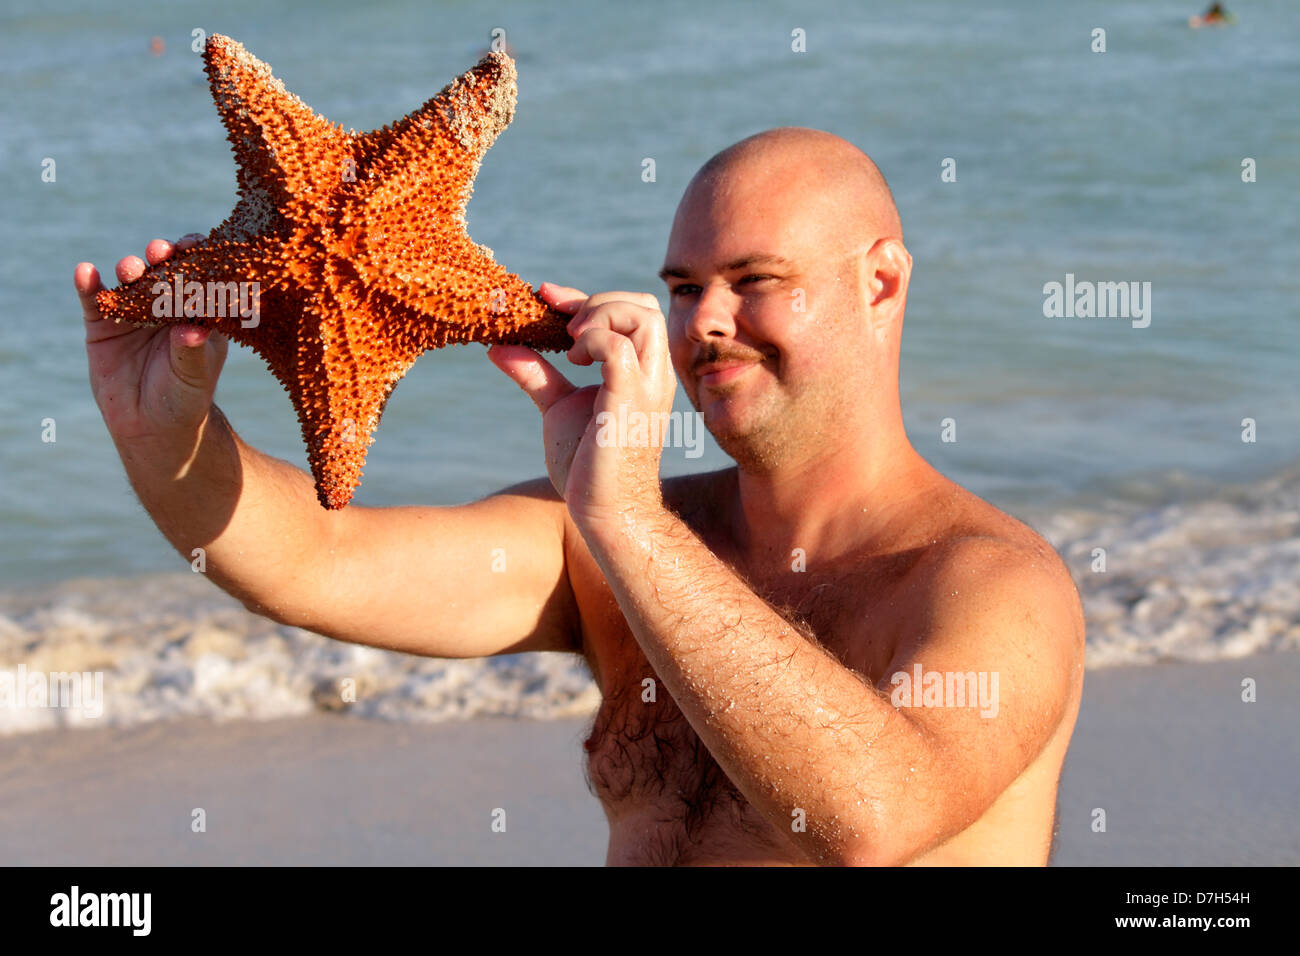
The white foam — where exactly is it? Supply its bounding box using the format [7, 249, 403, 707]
[1, 466, 1296, 735]
[0, 572, 598, 736]
[1030, 467, 1300, 668]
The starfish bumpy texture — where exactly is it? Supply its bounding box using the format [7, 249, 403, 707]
[97, 34, 570, 508]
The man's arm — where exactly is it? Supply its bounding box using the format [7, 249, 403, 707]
[78, 243, 578, 660]
[580, 513, 1084, 866]
[298, 477, 579, 657]
[128, 408, 578, 658]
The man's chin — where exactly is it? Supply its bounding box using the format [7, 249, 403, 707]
[700, 404, 745, 441]
[703, 412, 768, 466]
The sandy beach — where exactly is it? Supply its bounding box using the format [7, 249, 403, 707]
[2, 652, 1296, 866]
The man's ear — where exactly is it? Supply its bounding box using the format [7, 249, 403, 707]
[862, 238, 911, 340]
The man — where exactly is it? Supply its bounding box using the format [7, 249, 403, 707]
[75, 127, 1084, 866]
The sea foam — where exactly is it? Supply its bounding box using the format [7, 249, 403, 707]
[1, 467, 1296, 736]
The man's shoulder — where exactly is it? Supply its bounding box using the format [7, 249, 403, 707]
[881, 486, 1086, 763]
[901, 487, 1084, 648]
[919, 481, 1071, 575]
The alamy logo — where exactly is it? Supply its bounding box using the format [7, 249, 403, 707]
[151, 271, 261, 328]
[594, 404, 704, 459]
[50, 886, 151, 936]
[0, 665, 103, 719]
[1042, 273, 1151, 328]
[889, 664, 999, 718]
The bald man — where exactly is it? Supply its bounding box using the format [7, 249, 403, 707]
[76, 126, 1084, 866]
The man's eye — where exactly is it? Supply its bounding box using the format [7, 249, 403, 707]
[670, 285, 701, 297]
[739, 274, 775, 284]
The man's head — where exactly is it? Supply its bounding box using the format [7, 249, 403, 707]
[660, 127, 912, 473]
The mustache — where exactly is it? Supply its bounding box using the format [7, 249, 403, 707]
[691, 343, 770, 373]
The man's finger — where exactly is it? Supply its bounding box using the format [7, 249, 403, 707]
[145, 239, 174, 266]
[567, 303, 659, 338]
[580, 291, 662, 312]
[145, 233, 202, 268]
[115, 255, 147, 285]
[569, 328, 640, 394]
[74, 262, 105, 324]
[487, 344, 578, 415]
[538, 281, 588, 315]
[569, 302, 672, 383]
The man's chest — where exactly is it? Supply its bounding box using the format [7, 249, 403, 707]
[575, 540, 924, 690]
[569, 534, 928, 839]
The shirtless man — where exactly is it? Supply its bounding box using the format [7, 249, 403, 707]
[75, 127, 1085, 866]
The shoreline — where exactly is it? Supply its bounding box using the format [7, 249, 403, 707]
[1, 652, 1296, 865]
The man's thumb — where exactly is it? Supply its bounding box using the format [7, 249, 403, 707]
[487, 344, 577, 414]
[168, 324, 215, 389]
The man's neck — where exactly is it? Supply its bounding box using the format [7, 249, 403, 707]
[727, 422, 936, 564]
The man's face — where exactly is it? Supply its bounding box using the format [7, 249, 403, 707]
[659, 170, 869, 471]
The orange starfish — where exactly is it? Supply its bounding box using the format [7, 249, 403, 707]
[96, 34, 570, 509]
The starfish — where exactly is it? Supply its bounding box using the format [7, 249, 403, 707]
[96, 34, 570, 509]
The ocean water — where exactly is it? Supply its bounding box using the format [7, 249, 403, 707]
[1, 1, 1296, 734]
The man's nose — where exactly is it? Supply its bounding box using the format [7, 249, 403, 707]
[683, 285, 738, 342]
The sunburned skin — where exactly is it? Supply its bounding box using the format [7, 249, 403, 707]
[568, 468, 1081, 866]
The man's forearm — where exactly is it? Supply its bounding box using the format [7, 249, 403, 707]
[114, 403, 338, 623]
[577, 502, 920, 866]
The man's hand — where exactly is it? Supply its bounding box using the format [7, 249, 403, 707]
[488, 282, 675, 529]
[76, 235, 228, 446]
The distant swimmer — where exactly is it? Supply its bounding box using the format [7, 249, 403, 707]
[1190, 3, 1234, 28]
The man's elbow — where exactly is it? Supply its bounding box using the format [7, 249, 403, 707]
[238, 594, 298, 628]
[837, 806, 945, 866]
[803, 813, 915, 866]
[839, 837, 914, 867]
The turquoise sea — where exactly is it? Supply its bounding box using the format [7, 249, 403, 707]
[0, 0, 1296, 731]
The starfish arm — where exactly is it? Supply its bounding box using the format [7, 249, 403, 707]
[290, 278, 426, 509]
[204, 34, 350, 223]
[361, 242, 571, 353]
[96, 236, 277, 338]
[350, 52, 518, 227]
